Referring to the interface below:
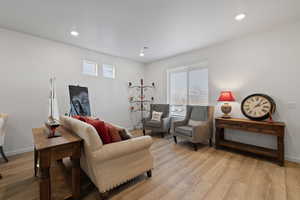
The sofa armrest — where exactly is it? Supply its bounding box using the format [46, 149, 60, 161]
[92, 136, 153, 162]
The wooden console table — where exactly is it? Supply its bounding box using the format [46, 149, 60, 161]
[215, 118, 285, 166]
[32, 126, 82, 200]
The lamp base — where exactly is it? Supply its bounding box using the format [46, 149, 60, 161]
[47, 132, 62, 138]
[221, 114, 232, 118]
[221, 103, 232, 118]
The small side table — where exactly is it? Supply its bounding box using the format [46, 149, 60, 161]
[215, 118, 285, 166]
[32, 126, 82, 200]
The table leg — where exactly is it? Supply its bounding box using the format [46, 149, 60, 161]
[34, 147, 38, 177]
[278, 135, 284, 166]
[215, 127, 223, 149]
[39, 150, 51, 200]
[71, 157, 81, 200]
[68, 143, 81, 200]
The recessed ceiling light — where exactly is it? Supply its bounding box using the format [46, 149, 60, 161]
[235, 13, 246, 21]
[139, 46, 149, 57]
[70, 30, 79, 37]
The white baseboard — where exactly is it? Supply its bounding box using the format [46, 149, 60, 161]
[286, 156, 300, 164]
[5, 146, 34, 157]
[3, 145, 300, 164]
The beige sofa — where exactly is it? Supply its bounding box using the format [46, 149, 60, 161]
[60, 116, 154, 195]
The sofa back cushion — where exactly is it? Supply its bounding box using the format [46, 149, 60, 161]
[60, 116, 103, 152]
[84, 118, 112, 144]
[150, 104, 169, 118]
[105, 123, 122, 143]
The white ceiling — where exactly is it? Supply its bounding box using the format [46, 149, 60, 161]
[0, 0, 299, 63]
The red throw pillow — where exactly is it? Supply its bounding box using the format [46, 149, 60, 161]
[105, 123, 122, 143]
[85, 118, 112, 144]
[72, 115, 86, 122]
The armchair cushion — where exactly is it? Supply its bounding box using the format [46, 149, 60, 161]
[190, 106, 208, 121]
[151, 111, 163, 121]
[145, 120, 161, 128]
[188, 119, 203, 126]
[175, 126, 193, 137]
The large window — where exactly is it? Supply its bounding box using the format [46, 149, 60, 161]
[167, 66, 208, 116]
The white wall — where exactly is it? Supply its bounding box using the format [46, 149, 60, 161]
[145, 21, 300, 163]
[0, 28, 145, 155]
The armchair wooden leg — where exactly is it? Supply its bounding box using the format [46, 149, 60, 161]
[209, 138, 212, 147]
[147, 170, 152, 178]
[173, 136, 177, 144]
[143, 129, 146, 136]
[0, 146, 8, 162]
[193, 143, 198, 151]
[161, 133, 164, 138]
[34, 147, 38, 177]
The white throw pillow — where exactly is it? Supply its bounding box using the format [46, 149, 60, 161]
[151, 111, 163, 121]
[188, 119, 203, 126]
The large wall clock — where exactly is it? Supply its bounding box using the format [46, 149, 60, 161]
[241, 93, 276, 121]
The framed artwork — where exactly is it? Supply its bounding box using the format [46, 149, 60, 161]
[69, 85, 91, 116]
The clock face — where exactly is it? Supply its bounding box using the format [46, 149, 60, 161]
[241, 94, 276, 121]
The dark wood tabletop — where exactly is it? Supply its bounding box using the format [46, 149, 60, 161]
[215, 117, 285, 127]
[32, 126, 82, 151]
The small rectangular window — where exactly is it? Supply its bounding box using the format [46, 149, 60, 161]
[82, 60, 98, 76]
[102, 64, 115, 79]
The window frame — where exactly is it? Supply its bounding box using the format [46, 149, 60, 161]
[167, 62, 209, 116]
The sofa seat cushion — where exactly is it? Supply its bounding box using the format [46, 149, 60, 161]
[175, 126, 193, 137]
[145, 120, 161, 128]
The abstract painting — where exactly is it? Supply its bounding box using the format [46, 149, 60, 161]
[69, 85, 91, 116]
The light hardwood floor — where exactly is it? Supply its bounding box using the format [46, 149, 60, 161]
[1, 131, 300, 200]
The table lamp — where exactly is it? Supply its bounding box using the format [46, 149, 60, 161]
[218, 91, 236, 118]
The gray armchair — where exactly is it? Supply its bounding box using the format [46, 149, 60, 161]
[172, 106, 214, 151]
[143, 104, 171, 138]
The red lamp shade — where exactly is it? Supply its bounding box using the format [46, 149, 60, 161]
[218, 91, 236, 102]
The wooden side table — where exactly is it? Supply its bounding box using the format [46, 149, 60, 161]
[32, 126, 82, 200]
[215, 118, 285, 166]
